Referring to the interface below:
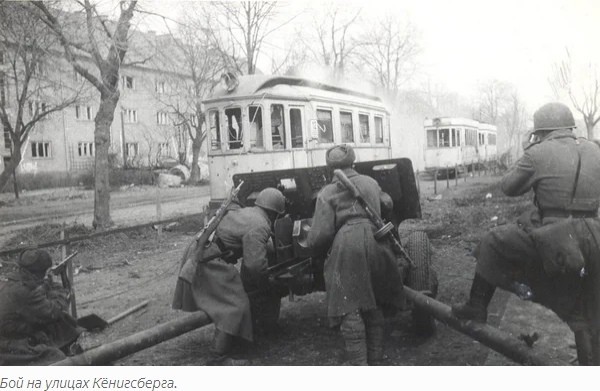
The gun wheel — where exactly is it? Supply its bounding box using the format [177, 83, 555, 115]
[403, 230, 437, 337]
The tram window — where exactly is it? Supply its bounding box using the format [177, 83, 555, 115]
[439, 128, 450, 147]
[290, 108, 303, 148]
[208, 110, 221, 151]
[340, 111, 354, 143]
[271, 104, 286, 149]
[359, 114, 370, 143]
[479, 133, 485, 146]
[427, 129, 437, 147]
[451, 128, 457, 147]
[455, 128, 462, 146]
[466, 128, 476, 146]
[316, 109, 334, 143]
[374, 116, 384, 143]
[248, 105, 263, 149]
[225, 108, 243, 150]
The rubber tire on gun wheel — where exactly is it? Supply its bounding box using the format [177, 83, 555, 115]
[404, 230, 437, 337]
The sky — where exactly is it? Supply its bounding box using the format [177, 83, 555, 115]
[126, 0, 600, 113]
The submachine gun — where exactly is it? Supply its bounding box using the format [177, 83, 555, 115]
[178, 181, 244, 282]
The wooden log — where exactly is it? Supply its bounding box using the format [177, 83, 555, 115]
[404, 287, 566, 366]
[52, 311, 211, 366]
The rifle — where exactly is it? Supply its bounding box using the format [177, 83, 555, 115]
[333, 169, 415, 267]
[46, 251, 79, 295]
[179, 181, 244, 282]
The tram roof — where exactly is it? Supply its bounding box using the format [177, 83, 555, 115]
[424, 117, 496, 131]
[203, 75, 385, 107]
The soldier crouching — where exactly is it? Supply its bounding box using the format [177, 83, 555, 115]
[0, 250, 82, 365]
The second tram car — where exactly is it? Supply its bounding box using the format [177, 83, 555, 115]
[423, 117, 497, 178]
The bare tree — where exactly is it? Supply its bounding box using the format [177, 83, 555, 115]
[357, 15, 419, 96]
[0, 3, 83, 198]
[500, 91, 528, 162]
[34, 0, 138, 229]
[200, 1, 284, 75]
[476, 79, 512, 125]
[154, 17, 224, 183]
[302, 3, 362, 78]
[550, 49, 600, 139]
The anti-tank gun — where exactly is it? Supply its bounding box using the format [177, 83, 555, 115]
[233, 158, 438, 335]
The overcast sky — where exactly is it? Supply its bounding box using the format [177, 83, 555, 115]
[128, 0, 600, 113]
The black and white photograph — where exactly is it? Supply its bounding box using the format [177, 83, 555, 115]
[0, 0, 599, 377]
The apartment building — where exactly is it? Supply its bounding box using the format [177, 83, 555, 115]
[0, 30, 194, 178]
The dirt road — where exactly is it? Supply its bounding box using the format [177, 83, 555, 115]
[0, 185, 210, 243]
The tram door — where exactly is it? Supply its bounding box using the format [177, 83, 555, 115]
[289, 106, 309, 169]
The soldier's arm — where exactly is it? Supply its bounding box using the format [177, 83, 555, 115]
[20, 284, 67, 324]
[500, 152, 536, 196]
[307, 190, 336, 257]
[241, 226, 271, 278]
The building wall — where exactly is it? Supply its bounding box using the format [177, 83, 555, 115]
[0, 52, 191, 178]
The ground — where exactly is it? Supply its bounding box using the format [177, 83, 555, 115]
[0, 175, 576, 365]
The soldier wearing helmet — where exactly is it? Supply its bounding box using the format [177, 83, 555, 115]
[307, 144, 404, 365]
[173, 187, 286, 364]
[453, 102, 600, 365]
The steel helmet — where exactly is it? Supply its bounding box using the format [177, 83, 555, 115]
[255, 188, 286, 214]
[326, 144, 355, 168]
[533, 102, 576, 132]
[18, 250, 52, 276]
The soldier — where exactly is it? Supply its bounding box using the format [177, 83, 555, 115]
[0, 250, 81, 365]
[173, 187, 286, 363]
[452, 102, 600, 365]
[307, 144, 405, 365]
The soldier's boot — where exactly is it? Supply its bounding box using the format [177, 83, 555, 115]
[207, 329, 233, 365]
[452, 273, 496, 323]
[363, 308, 385, 365]
[340, 310, 368, 366]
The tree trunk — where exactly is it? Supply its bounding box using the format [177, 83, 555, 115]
[0, 141, 22, 197]
[586, 120, 595, 140]
[189, 133, 202, 184]
[93, 92, 118, 229]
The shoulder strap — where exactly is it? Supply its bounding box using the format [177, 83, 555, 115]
[569, 143, 582, 206]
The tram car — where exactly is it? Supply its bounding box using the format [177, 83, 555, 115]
[203, 74, 396, 207]
[423, 117, 497, 178]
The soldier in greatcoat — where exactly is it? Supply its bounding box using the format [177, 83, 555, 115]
[452, 102, 600, 365]
[0, 250, 81, 365]
[173, 187, 286, 363]
[307, 144, 405, 365]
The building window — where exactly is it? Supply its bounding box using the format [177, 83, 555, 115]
[28, 101, 51, 118]
[31, 142, 51, 158]
[224, 107, 243, 150]
[290, 108, 303, 148]
[125, 142, 138, 157]
[157, 111, 170, 125]
[157, 142, 169, 156]
[248, 105, 263, 149]
[189, 114, 198, 127]
[374, 116, 384, 144]
[155, 80, 166, 94]
[121, 75, 134, 89]
[123, 109, 138, 123]
[78, 142, 94, 157]
[271, 104, 285, 149]
[75, 105, 93, 120]
[340, 110, 354, 143]
[316, 109, 333, 143]
[209, 110, 221, 151]
[359, 113, 370, 143]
